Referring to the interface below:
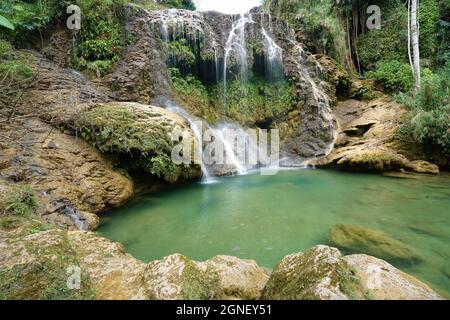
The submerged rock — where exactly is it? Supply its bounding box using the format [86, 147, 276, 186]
[344, 254, 443, 300]
[262, 245, 368, 300]
[329, 224, 423, 264]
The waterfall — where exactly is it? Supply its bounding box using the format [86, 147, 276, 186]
[261, 14, 283, 83]
[223, 13, 253, 107]
[165, 100, 211, 180]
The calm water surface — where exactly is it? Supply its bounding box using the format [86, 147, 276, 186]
[99, 169, 450, 297]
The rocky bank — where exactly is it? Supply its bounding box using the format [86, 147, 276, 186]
[0, 225, 443, 300]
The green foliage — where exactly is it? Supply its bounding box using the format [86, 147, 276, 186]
[0, 0, 64, 38]
[215, 75, 298, 124]
[419, 0, 440, 59]
[169, 67, 214, 121]
[398, 64, 450, 156]
[357, 4, 408, 71]
[157, 0, 196, 10]
[73, 0, 125, 76]
[264, 0, 347, 64]
[0, 14, 14, 30]
[168, 38, 196, 67]
[0, 39, 34, 82]
[4, 187, 39, 217]
[367, 61, 414, 92]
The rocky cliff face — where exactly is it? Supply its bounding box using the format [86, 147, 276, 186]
[109, 4, 338, 162]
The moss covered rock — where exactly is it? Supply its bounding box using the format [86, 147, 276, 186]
[198, 255, 269, 300]
[73, 102, 201, 183]
[262, 245, 368, 300]
[0, 229, 95, 300]
[144, 254, 220, 300]
[344, 254, 443, 300]
[329, 224, 423, 264]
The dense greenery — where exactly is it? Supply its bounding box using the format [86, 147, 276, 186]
[72, 0, 126, 76]
[367, 61, 414, 93]
[170, 65, 299, 125]
[396, 61, 450, 156]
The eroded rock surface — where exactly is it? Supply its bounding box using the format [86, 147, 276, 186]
[0, 118, 133, 230]
[311, 97, 441, 173]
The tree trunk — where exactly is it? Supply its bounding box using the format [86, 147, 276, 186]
[411, 0, 421, 95]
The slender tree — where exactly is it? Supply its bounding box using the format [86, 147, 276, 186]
[409, 0, 421, 95]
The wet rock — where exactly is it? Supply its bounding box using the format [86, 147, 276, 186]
[312, 96, 449, 171]
[198, 255, 269, 300]
[344, 254, 443, 300]
[262, 245, 368, 300]
[329, 224, 423, 264]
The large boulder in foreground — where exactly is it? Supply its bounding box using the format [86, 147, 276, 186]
[329, 224, 423, 264]
[144, 254, 219, 300]
[344, 254, 443, 300]
[197, 255, 269, 300]
[144, 254, 269, 300]
[262, 245, 368, 300]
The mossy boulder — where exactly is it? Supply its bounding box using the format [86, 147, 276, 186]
[336, 149, 411, 172]
[0, 230, 95, 300]
[144, 254, 220, 300]
[329, 224, 423, 264]
[198, 255, 269, 300]
[344, 254, 443, 300]
[262, 245, 368, 300]
[72, 102, 201, 183]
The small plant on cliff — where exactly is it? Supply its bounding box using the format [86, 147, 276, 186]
[4, 187, 39, 217]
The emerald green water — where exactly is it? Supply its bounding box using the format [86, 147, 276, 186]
[99, 169, 450, 297]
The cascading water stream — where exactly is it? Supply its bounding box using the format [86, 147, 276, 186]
[223, 13, 253, 108]
[165, 101, 212, 180]
[261, 14, 284, 82]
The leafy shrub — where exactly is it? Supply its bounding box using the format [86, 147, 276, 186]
[398, 63, 450, 156]
[4, 188, 39, 216]
[169, 67, 213, 120]
[0, 14, 14, 30]
[67, 0, 126, 76]
[367, 61, 414, 93]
